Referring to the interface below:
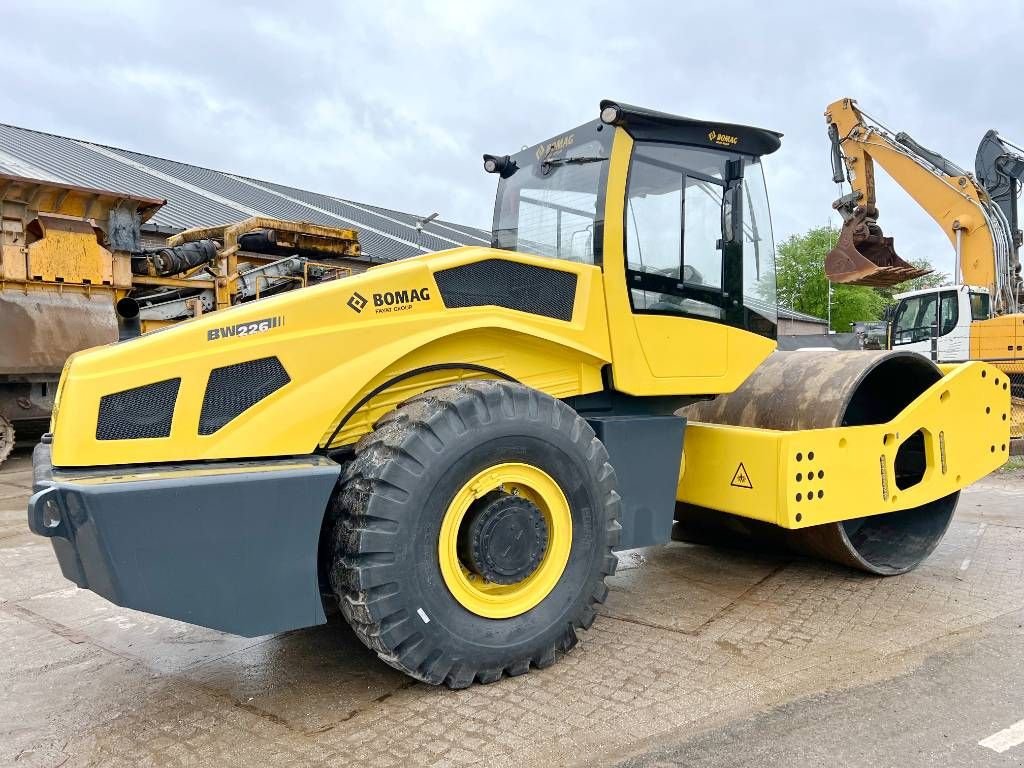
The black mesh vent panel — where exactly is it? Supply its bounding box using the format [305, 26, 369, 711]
[199, 357, 290, 435]
[434, 260, 577, 321]
[96, 378, 181, 440]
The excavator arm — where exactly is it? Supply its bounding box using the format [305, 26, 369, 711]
[976, 129, 1024, 257]
[824, 98, 1017, 313]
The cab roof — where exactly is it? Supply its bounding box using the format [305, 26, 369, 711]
[600, 99, 783, 156]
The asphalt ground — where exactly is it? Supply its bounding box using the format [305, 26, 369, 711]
[2, 446, 1023, 767]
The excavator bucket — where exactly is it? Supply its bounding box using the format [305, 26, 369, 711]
[824, 205, 932, 287]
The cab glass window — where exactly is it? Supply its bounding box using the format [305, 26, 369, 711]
[741, 160, 778, 333]
[683, 178, 723, 290]
[492, 122, 612, 264]
[970, 292, 991, 321]
[893, 294, 938, 344]
[625, 158, 681, 277]
[625, 143, 726, 320]
[939, 291, 958, 335]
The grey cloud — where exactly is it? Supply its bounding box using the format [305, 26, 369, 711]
[6, 0, 1022, 279]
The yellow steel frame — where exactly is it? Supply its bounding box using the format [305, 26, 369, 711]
[166, 217, 361, 311]
[678, 361, 1012, 528]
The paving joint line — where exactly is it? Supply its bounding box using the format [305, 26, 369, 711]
[0, 601, 92, 646]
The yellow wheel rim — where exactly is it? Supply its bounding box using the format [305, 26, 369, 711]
[438, 462, 572, 619]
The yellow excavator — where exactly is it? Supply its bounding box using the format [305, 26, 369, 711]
[824, 98, 1019, 302]
[27, 101, 1010, 688]
[824, 97, 1024, 432]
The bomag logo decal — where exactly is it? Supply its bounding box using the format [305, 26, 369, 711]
[347, 292, 368, 313]
[207, 315, 283, 341]
[350, 287, 432, 315]
[535, 133, 575, 161]
[707, 129, 739, 147]
[373, 287, 431, 313]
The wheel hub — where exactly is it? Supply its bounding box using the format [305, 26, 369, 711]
[438, 462, 572, 619]
[458, 491, 549, 585]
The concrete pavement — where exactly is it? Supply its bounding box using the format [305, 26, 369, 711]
[2, 447, 1022, 767]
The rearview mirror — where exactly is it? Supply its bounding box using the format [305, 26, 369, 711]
[722, 184, 742, 244]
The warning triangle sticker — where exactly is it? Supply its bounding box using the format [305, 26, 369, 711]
[730, 463, 753, 489]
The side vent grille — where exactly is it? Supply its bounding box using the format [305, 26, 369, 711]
[199, 357, 290, 435]
[434, 259, 577, 321]
[96, 378, 181, 440]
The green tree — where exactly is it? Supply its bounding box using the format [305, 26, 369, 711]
[775, 226, 887, 332]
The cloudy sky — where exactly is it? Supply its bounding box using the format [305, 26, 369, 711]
[6, 0, 1022, 278]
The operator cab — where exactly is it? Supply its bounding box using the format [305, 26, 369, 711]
[890, 284, 990, 361]
[486, 100, 782, 340]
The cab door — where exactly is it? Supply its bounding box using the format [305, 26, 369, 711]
[601, 131, 775, 396]
[627, 144, 733, 377]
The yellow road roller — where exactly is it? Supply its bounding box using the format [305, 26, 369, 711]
[27, 101, 1010, 688]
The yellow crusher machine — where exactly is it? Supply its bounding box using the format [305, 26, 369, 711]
[0, 169, 360, 464]
[0, 175, 162, 464]
[27, 102, 1010, 688]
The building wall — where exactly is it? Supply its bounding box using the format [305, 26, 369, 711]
[778, 317, 829, 335]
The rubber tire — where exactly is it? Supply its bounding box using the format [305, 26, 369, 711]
[328, 380, 621, 688]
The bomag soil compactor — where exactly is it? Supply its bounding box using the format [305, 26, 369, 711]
[28, 102, 1011, 688]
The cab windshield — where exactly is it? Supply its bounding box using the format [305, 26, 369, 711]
[492, 120, 612, 264]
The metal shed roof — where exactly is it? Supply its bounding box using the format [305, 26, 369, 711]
[0, 123, 490, 263]
[0, 122, 824, 326]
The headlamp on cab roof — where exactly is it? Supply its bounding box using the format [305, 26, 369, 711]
[600, 105, 622, 125]
[482, 154, 518, 178]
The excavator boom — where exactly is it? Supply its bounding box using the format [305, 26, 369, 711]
[824, 100, 932, 287]
[823, 98, 1014, 307]
[976, 129, 1024, 307]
